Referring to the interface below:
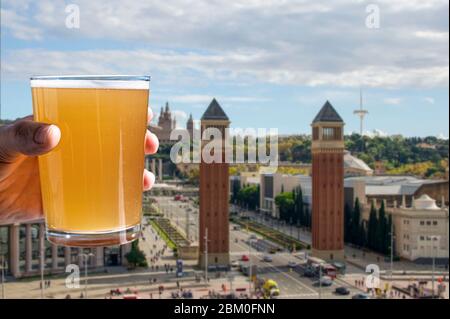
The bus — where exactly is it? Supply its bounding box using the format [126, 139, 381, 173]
[306, 257, 337, 279]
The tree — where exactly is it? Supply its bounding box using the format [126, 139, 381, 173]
[351, 198, 362, 246]
[275, 192, 294, 222]
[376, 201, 387, 254]
[125, 241, 148, 268]
[293, 186, 304, 226]
[367, 203, 378, 250]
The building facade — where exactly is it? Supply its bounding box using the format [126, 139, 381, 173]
[311, 101, 345, 261]
[391, 195, 449, 262]
[0, 219, 131, 278]
[259, 173, 311, 218]
[198, 98, 230, 268]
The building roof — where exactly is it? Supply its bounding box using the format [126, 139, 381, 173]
[413, 194, 441, 210]
[345, 175, 446, 196]
[344, 151, 373, 173]
[312, 101, 344, 123]
[201, 98, 229, 121]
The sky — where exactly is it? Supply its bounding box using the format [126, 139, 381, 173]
[0, 0, 449, 138]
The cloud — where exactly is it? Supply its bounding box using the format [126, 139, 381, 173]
[364, 129, 390, 137]
[383, 97, 403, 105]
[424, 97, 435, 104]
[1, 0, 449, 88]
[169, 94, 269, 104]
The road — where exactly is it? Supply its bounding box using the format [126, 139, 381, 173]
[154, 196, 363, 299]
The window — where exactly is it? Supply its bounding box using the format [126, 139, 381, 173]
[433, 221, 438, 226]
[426, 221, 431, 226]
[420, 221, 425, 226]
[313, 127, 319, 140]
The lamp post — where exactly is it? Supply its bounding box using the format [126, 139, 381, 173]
[79, 253, 95, 298]
[1, 254, 5, 299]
[318, 262, 323, 299]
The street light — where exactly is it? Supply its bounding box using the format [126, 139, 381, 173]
[1, 254, 5, 299]
[79, 253, 95, 298]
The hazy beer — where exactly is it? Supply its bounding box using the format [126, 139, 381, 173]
[31, 76, 150, 246]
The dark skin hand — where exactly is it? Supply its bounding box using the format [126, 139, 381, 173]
[0, 109, 159, 224]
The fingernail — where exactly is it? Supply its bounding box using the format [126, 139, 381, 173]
[33, 125, 49, 144]
[149, 172, 156, 186]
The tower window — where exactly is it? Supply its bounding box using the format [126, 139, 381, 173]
[313, 127, 319, 140]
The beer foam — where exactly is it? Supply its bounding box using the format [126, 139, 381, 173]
[30, 75, 150, 90]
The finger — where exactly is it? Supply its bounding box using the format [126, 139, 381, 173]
[0, 119, 61, 162]
[143, 170, 155, 191]
[147, 107, 154, 124]
[145, 130, 159, 155]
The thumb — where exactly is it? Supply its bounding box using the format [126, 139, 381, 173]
[0, 118, 61, 162]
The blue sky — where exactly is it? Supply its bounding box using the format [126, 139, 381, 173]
[1, 0, 449, 137]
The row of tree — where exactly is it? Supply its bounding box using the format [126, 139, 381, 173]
[345, 198, 393, 256]
[231, 183, 260, 211]
[274, 186, 311, 228]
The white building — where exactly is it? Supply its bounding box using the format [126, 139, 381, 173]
[392, 195, 449, 262]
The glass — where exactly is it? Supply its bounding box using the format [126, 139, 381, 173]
[31, 75, 150, 247]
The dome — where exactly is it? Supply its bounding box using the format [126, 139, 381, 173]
[413, 194, 441, 210]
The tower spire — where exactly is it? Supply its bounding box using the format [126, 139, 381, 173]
[353, 88, 369, 135]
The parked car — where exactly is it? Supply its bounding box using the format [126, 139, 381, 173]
[335, 287, 351, 295]
[231, 260, 240, 268]
[287, 261, 297, 268]
[262, 255, 273, 262]
[241, 255, 249, 262]
[352, 293, 371, 299]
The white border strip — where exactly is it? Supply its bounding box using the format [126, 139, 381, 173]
[30, 80, 149, 90]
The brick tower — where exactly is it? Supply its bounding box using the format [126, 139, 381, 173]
[311, 101, 345, 261]
[198, 98, 230, 268]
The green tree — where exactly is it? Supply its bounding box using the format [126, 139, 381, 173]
[351, 198, 362, 246]
[367, 203, 378, 250]
[275, 192, 294, 222]
[125, 241, 148, 268]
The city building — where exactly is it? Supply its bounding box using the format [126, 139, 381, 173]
[0, 219, 131, 278]
[344, 175, 449, 209]
[390, 195, 448, 262]
[149, 103, 199, 145]
[311, 101, 345, 261]
[198, 98, 230, 268]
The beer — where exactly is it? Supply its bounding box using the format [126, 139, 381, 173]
[31, 76, 150, 247]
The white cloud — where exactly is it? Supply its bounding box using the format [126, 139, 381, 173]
[1, 0, 448, 88]
[364, 129, 390, 137]
[424, 97, 436, 104]
[383, 97, 402, 105]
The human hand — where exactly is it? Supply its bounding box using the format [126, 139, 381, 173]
[0, 110, 159, 224]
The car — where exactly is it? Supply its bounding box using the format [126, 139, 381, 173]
[241, 255, 249, 262]
[231, 260, 240, 268]
[316, 276, 333, 287]
[287, 261, 297, 268]
[335, 287, 351, 295]
[352, 293, 371, 299]
[303, 269, 316, 278]
[262, 255, 273, 262]
[249, 234, 257, 240]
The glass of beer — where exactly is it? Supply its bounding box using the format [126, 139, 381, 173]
[31, 75, 150, 247]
